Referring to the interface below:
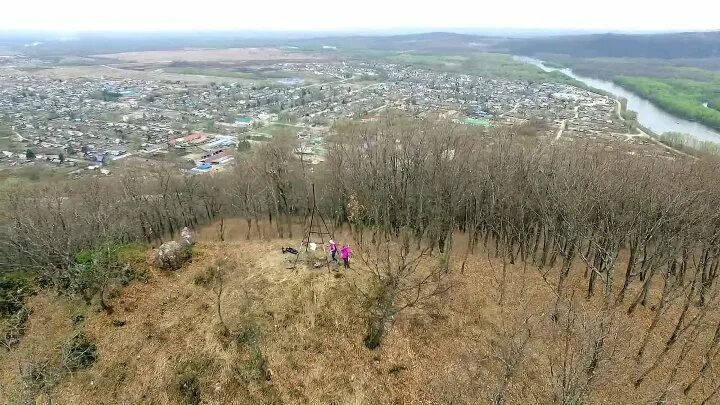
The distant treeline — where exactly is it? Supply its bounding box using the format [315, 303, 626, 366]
[541, 55, 720, 82]
[505, 31, 720, 59]
[658, 132, 720, 156]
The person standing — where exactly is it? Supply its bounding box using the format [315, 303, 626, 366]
[341, 244, 352, 269]
[181, 227, 193, 245]
[329, 239, 338, 262]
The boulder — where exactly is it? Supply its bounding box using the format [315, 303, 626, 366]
[153, 241, 192, 270]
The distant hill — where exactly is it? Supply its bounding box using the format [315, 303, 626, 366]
[293, 31, 720, 59]
[5, 30, 720, 59]
[500, 31, 720, 59]
[289, 32, 502, 53]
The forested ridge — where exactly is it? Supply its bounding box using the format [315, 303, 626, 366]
[5, 119, 720, 402]
[6, 119, 720, 303]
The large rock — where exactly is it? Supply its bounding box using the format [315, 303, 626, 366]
[153, 241, 192, 270]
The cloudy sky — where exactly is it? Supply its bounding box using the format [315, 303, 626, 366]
[1, 0, 717, 33]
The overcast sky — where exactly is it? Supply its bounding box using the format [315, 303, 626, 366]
[1, 0, 717, 33]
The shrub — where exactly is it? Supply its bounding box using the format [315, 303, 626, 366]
[0, 271, 37, 317]
[109, 243, 146, 264]
[66, 244, 145, 302]
[233, 346, 269, 383]
[231, 322, 270, 382]
[19, 359, 61, 400]
[658, 132, 720, 156]
[194, 265, 219, 287]
[235, 323, 261, 347]
[1, 306, 31, 349]
[61, 332, 97, 371]
[175, 355, 213, 405]
[74, 249, 94, 265]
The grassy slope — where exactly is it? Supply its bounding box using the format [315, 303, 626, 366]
[2, 223, 719, 404]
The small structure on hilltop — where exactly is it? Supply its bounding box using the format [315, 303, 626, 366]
[291, 184, 333, 271]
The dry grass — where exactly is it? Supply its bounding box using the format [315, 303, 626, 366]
[8, 65, 239, 84]
[2, 229, 720, 404]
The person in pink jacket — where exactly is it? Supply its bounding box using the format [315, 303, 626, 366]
[329, 239, 338, 262]
[341, 244, 352, 269]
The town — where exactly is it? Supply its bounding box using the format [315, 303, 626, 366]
[0, 53, 640, 176]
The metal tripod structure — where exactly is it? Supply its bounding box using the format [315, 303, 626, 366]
[292, 184, 333, 272]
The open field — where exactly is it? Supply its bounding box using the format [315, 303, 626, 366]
[95, 48, 323, 63]
[6, 65, 247, 84]
[161, 66, 335, 85]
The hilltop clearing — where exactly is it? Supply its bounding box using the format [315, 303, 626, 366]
[3, 233, 720, 404]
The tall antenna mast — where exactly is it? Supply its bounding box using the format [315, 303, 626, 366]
[293, 183, 333, 272]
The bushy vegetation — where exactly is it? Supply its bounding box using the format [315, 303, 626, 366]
[1, 272, 36, 349]
[0, 271, 36, 317]
[174, 354, 214, 405]
[11, 328, 98, 401]
[61, 331, 97, 372]
[615, 76, 720, 130]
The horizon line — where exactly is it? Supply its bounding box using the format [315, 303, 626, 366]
[1, 27, 718, 37]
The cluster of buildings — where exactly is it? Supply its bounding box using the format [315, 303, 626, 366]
[0, 56, 633, 176]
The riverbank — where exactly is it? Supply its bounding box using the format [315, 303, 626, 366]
[616, 97, 713, 158]
[613, 75, 720, 132]
[513, 56, 720, 143]
[533, 56, 720, 132]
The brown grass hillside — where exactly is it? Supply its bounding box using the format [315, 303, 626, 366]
[2, 229, 719, 404]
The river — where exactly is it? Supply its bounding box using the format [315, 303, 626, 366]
[513, 56, 720, 143]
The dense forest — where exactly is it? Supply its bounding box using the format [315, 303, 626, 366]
[6, 119, 720, 402]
